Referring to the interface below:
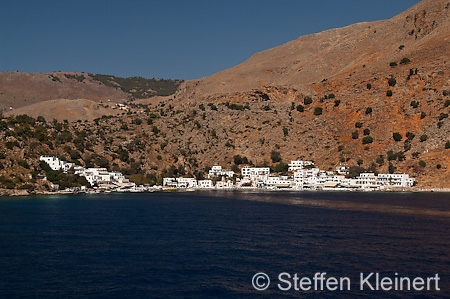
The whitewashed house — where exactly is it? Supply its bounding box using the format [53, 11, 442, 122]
[215, 180, 234, 189]
[208, 166, 234, 178]
[265, 176, 293, 188]
[377, 173, 415, 188]
[176, 177, 198, 188]
[163, 178, 178, 187]
[198, 180, 213, 189]
[40, 156, 74, 172]
[288, 160, 314, 172]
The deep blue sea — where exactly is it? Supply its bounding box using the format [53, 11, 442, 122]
[0, 191, 449, 298]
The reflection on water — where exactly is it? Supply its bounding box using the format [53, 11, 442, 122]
[212, 190, 450, 218]
[290, 198, 450, 217]
[0, 192, 449, 298]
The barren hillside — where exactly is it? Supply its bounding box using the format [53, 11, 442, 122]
[1, 0, 449, 192]
[177, 0, 450, 99]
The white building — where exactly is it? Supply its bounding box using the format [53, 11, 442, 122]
[208, 166, 234, 178]
[215, 180, 234, 189]
[355, 173, 378, 187]
[163, 178, 178, 187]
[377, 173, 415, 188]
[198, 180, 213, 189]
[241, 166, 270, 177]
[265, 176, 293, 188]
[40, 156, 130, 187]
[75, 168, 130, 186]
[40, 156, 75, 172]
[336, 165, 349, 175]
[176, 177, 198, 188]
[288, 160, 314, 172]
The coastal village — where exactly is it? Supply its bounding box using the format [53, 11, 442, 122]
[39, 156, 415, 193]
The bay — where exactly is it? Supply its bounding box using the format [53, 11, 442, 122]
[0, 191, 449, 298]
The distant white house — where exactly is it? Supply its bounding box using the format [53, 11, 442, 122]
[288, 160, 314, 172]
[265, 176, 293, 188]
[40, 156, 75, 172]
[163, 178, 178, 187]
[40, 156, 131, 187]
[74, 168, 130, 186]
[176, 177, 198, 188]
[241, 166, 270, 177]
[208, 166, 234, 178]
[215, 180, 234, 189]
[377, 173, 415, 188]
[198, 180, 213, 189]
[335, 165, 349, 175]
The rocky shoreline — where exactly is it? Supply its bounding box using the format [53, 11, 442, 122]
[1, 187, 450, 197]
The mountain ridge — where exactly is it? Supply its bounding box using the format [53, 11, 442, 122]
[0, 0, 449, 192]
[176, 0, 450, 100]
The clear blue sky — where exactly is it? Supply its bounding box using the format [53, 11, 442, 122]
[1, 0, 421, 80]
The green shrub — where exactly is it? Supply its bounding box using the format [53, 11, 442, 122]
[388, 163, 396, 174]
[445, 141, 450, 149]
[388, 77, 397, 87]
[18, 160, 30, 169]
[400, 57, 411, 64]
[313, 107, 323, 115]
[438, 113, 448, 121]
[410, 101, 419, 108]
[406, 132, 415, 140]
[355, 122, 363, 128]
[88, 74, 182, 98]
[334, 100, 340, 107]
[328, 93, 335, 99]
[437, 164, 442, 169]
[363, 128, 370, 135]
[365, 107, 372, 114]
[419, 160, 426, 167]
[420, 112, 426, 119]
[393, 132, 402, 142]
[420, 134, 428, 142]
[199, 104, 205, 111]
[207, 103, 218, 110]
[362, 136, 373, 144]
[296, 104, 304, 112]
[444, 99, 450, 107]
[376, 155, 385, 166]
[271, 162, 289, 174]
[270, 150, 282, 163]
[351, 131, 359, 139]
[233, 155, 249, 165]
[404, 140, 411, 151]
[387, 90, 393, 97]
[304, 97, 313, 105]
[390, 62, 398, 67]
[367, 83, 372, 90]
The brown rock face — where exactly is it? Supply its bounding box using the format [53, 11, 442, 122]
[168, 0, 450, 188]
[177, 0, 450, 99]
[0, 72, 128, 113]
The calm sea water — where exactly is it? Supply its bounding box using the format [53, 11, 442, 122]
[0, 191, 449, 298]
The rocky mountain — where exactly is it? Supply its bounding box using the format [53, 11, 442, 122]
[0, 0, 449, 193]
[0, 72, 183, 121]
[178, 0, 450, 99]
